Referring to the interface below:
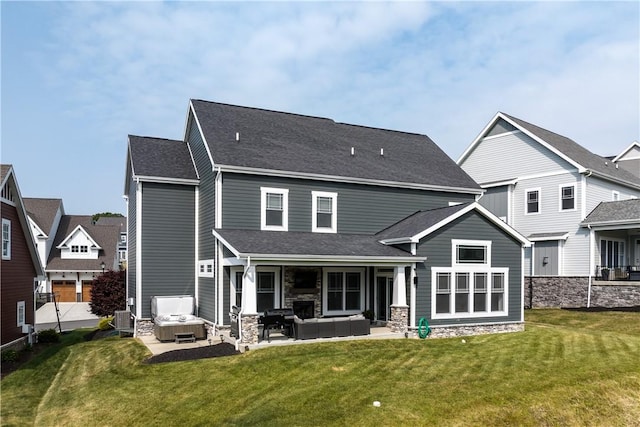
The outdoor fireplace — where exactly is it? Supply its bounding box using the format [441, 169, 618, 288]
[293, 300, 314, 319]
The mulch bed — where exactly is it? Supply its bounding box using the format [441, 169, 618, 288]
[144, 343, 241, 364]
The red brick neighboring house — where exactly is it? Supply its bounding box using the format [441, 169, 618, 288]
[1, 165, 44, 350]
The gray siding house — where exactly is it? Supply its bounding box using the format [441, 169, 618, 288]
[458, 112, 640, 307]
[124, 100, 529, 343]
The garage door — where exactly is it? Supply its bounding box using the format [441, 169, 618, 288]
[82, 281, 93, 302]
[52, 281, 77, 302]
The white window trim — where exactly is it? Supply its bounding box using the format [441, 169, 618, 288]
[198, 259, 214, 278]
[558, 183, 577, 212]
[525, 187, 541, 215]
[17, 300, 25, 327]
[431, 266, 509, 319]
[322, 267, 365, 316]
[2, 218, 11, 260]
[312, 191, 337, 233]
[231, 266, 282, 310]
[452, 239, 492, 267]
[260, 187, 289, 231]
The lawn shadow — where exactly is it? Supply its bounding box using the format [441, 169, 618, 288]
[562, 306, 640, 313]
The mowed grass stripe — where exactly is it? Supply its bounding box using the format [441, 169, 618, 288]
[2, 309, 639, 426]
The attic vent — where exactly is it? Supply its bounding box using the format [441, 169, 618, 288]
[351, 147, 355, 156]
[380, 148, 384, 156]
[235, 132, 240, 142]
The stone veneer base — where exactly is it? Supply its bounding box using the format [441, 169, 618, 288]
[417, 322, 524, 339]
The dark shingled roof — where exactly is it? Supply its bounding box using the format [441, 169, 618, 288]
[24, 198, 63, 235]
[503, 113, 640, 187]
[192, 100, 481, 190]
[376, 203, 471, 240]
[214, 229, 416, 259]
[0, 164, 11, 180]
[95, 216, 126, 233]
[582, 199, 640, 225]
[128, 136, 198, 181]
[47, 215, 121, 272]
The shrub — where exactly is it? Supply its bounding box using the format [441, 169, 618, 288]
[38, 329, 60, 343]
[1, 349, 18, 363]
[89, 270, 126, 317]
[98, 317, 114, 331]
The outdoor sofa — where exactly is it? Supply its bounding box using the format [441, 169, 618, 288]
[293, 315, 370, 340]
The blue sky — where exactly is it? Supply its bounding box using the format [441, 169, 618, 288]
[2, 1, 639, 215]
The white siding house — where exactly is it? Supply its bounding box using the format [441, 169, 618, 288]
[458, 112, 640, 280]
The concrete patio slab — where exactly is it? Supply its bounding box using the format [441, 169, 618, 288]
[36, 302, 100, 332]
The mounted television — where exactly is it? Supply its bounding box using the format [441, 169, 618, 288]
[294, 270, 318, 289]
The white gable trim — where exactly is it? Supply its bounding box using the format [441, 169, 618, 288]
[457, 112, 585, 174]
[56, 225, 102, 250]
[612, 141, 640, 163]
[27, 216, 47, 239]
[380, 203, 530, 247]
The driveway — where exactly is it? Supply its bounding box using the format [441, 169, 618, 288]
[36, 302, 100, 332]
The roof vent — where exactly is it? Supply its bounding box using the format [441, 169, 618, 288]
[235, 132, 240, 142]
[380, 148, 384, 156]
[605, 161, 608, 166]
[616, 163, 619, 169]
[351, 147, 355, 156]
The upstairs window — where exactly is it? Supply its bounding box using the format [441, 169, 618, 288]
[2, 219, 10, 260]
[526, 189, 540, 214]
[560, 184, 576, 211]
[260, 187, 288, 231]
[312, 191, 337, 233]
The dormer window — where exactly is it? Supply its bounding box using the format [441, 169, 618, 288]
[71, 245, 88, 253]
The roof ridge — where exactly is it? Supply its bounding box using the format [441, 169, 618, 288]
[501, 112, 577, 144]
[337, 121, 426, 137]
[129, 135, 185, 143]
[191, 99, 335, 123]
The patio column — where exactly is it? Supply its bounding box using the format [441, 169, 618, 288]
[240, 264, 259, 344]
[390, 266, 409, 334]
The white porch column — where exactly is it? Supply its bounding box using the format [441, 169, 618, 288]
[392, 266, 407, 306]
[241, 264, 258, 315]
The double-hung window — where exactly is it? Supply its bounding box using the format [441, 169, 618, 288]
[526, 189, 540, 214]
[312, 191, 337, 233]
[432, 240, 508, 319]
[324, 268, 364, 315]
[560, 184, 576, 211]
[2, 219, 10, 260]
[261, 187, 288, 231]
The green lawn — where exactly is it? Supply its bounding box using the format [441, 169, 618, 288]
[2, 309, 639, 426]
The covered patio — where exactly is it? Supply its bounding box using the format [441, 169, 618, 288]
[582, 199, 640, 281]
[213, 229, 425, 344]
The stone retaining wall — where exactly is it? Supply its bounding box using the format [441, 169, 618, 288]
[525, 276, 640, 308]
[418, 322, 523, 339]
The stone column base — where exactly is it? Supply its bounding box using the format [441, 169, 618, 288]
[240, 314, 259, 344]
[389, 305, 409, 333]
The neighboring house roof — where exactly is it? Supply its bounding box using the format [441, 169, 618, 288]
[190, 100, 481, 193]
[0, 165, 44, 277]
[581, 199, 640, 227]
[212, 229, 422, 263]
[24, 198, 64, 237]
[612, 141, 640, 163]
[95, 216, 126, 233]
[376, 202, 530, 246]
[46, 215, 120, 272]
[459, 112, 640, 190]
[128, 135, 198, 182]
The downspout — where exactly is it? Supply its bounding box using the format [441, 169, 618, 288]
[587, 225, 593, 308]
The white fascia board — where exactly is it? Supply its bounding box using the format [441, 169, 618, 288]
[612, 141, 640, 163]
[457, 112, 502, 165]
[28, 216, 47, 239]
[583, 169, 640, 192]
[216, 165, 483, 195]
[133, 175, 199, 186]
[581, 219, 640, 229]
[188, 101, 216, 169]
[497, 113, 587, 173]
[211, 229, 241, 258]
[409, 202, 531, 247]
[479, 178, 518, 188]
[235, 253, 423, 265]
[528, 233, 570, 242]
